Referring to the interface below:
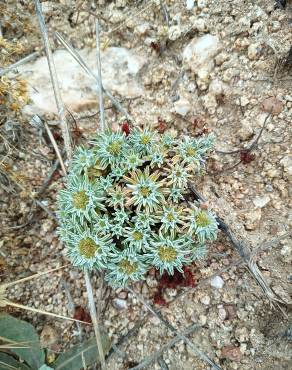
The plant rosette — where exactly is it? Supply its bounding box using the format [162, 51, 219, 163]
[57, 127, 218, 287]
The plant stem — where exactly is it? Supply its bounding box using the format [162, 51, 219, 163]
[84, 269, 106, 369]
[95, 20, 106, 132]
[34, 0, 72, 160]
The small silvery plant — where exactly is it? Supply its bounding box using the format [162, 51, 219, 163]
[57, 126, 218, 287]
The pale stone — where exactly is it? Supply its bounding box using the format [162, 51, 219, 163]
[135, 23, 150, 36]
[197, 0, 208, 8]
[240, 96, 249, 107]
[201, 295, 211, 305]
[193, 18, 208, 32]
[201, 93, 217, 114]
[244, 209, 262, 230]
[112, 298, 127, 310]
[183, 34, 222, 78]
[247, 43, 262, 60]
[218, 307, 227, 320]
[208, 79, 225, 96]
[252, 195, 270, 208]
[210, 275, 224, 289]
[238, 118, 254, 141]
[174, 97, 191, 116]
[18, 48, 147, 115]
[280, 155, 292, 176]
[186, 0, 195, 10]
[261, 97, 284, 115]
[168, 25, 183, 41]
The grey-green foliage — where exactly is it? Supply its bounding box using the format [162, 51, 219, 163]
[0, 352, 31, 370]
[57, 128, 218, 287]
[0, 313, 45, 369]
[0, 314, 110, 370]
[53, 336, 111, 370]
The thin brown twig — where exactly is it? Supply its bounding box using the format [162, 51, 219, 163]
[37, 155, 62, 196]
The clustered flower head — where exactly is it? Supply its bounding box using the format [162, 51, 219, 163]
[57, 127, 218, 287]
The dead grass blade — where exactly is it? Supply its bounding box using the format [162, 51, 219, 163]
[3, 264, 68, 288]
[95, 20, 106, 132]
[54, 31, 133, 122]
[34, 0, 72, 160]
[130, 324, 201, 370]
[127, 287, 222, 370]
[3, 300, 91, 325]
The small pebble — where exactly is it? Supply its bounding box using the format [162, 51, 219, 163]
[201, 295, 211, 305]
[210, 276, 224, 289]
[112, 298, 127, 310]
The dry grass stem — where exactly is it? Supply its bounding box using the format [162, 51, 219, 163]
[84, 269, 106, 369]
[95, 20, 106, 132]
[34, 0, 72, 160]
[43, 120, 67, 176]
[0, 51, 39, 77]
[5, 300, 91, 325]
[3, 265, 68, 289]
[130, 324, 201, 370]
[54, 32, 133, 122]
[127, 287, 222, 370]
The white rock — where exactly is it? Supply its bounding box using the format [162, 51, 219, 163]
[238, 118, 254, 140]
[168, 25, 183, 41]
[247, 43, 262, 60]
[183, 34, 222, 78]
[244, 208, 262, 231]
[240, 96, 249, 107]
[201, 93, 217, 114]
[218, 308, 227, 320]
[199, 314, 207, 325]
[201, 295, 211, 305]
[209, 79, 225, 96]
[193, 18, 208, 32]
[135, 23, 150, 36]
[238, 16, 251, 33]
[174, 97, 191, 116]
[280, 155, 292, 176]
[252, 195, 270, 208]
[197, 0, 208, 8]
[112, 298, 127, 310]
[210, 276, 224, 289]
[18, 48, 147, 115]
[186, 0, 195, 10]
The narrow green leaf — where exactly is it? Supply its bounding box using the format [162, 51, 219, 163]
[53, 335, 111, 370]
[0, 352, 31, 370]
[0, 314, 45, 369]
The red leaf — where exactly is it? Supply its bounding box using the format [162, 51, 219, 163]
[73, 306, 91, 323]
[152, 267, 196, 305]
[121, 120, 130, 136]
[157, 117, 167, 133]
[240, 150, 255, 164]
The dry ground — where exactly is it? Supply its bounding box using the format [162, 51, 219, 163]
[1, 1, 291, 369]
